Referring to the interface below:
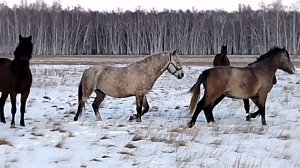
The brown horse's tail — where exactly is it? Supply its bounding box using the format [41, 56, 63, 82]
[188, 70, 209, 116]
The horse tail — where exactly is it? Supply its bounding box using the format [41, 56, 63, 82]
[78, 79, 83, 103]
[188, 70, 209, 116]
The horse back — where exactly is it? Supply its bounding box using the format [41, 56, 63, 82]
[213, 54, 230, 66]
[206, 66, 262, 99]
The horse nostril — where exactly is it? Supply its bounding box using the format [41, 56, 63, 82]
[178, 73, 184, 79]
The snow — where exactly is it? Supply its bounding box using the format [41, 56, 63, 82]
[0, 64, 300, 168]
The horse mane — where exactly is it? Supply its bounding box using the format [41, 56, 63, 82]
[248, 47, 286, 66]
[134, 51, 169, 65]
[14, 35, 33, 61]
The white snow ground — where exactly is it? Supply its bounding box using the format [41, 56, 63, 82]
[0, 65, 300, 168]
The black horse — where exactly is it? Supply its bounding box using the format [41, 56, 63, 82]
[0, 34, 33, 127]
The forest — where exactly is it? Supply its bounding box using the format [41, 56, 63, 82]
[0, 0, 299, 55]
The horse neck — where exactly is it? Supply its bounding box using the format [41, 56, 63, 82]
[252, 55, 280, 75]
[12, 57, 30, 70]
[140, 54, 169, 80]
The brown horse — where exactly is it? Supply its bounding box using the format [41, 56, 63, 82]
[213, 45, 230, 66]
[211, 46, 277, 121]
[74, 50, 184, 122]
[0, 34, 33, 127]
[187, 47, 295, 128]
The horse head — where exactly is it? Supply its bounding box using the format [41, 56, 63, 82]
[278, 48, 295, 74]
[14, 34, 33, 61]
[221, 45, 227, 55]
[167, 50, 184, 79]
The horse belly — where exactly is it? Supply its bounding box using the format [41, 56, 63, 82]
[225, 85, 257, 99]
[98, 81, 136, 98]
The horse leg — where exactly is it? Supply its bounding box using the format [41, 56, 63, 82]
[74, 87, 93, 121]
[129, 95, 149, 122]
[243, 99, 251, 121]
[142, 95, 149, 115]
[203, 105, 213, 123]
[135, 94, 144, 122]
[248, 97, 261, 119]
[0, 93, 8, 123]
[10, 93, 17, 127]
[203, 94, 225, 123]
[92, 89, 106, 121]
[20, 91, 30, 126]
[187, 94, 207, 128]
[250, 96, 267, 125]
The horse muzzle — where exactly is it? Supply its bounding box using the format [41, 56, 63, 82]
[287, 66, 296, 74]
[177, 72, 184, 79]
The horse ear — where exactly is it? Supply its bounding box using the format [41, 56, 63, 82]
[19, 34, 23, 41]
[172, 50, 176, 55]
[283, 46, 286, 50]
[28, 35, 32, 41]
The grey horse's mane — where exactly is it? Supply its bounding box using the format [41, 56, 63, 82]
[133, 51, 170, 65]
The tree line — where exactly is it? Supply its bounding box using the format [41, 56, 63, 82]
[0, 1, 299, 55]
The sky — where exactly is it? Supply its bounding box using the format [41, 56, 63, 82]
[2, 0, 298, 12]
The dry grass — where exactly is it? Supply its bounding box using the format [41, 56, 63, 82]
[234, 125, 267, 135]
[234, 154, 258, 168]
[0, 139, 12, 146]
[50, 127, 67, 133]
[100, 135, 110, 140]
[276, 131, 291, 140]
[118, 151, 134, 156]
[55, 139, 65, 148]
[132, 134, 143, 141]
[31, 130, 44, 137]
[125, 143, 137, 149]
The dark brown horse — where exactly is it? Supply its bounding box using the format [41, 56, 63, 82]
[211, 46, 277, 121]
[213, 45, 230, 66]
[187, 47, 295, 128]
[0, 34, 33, 127]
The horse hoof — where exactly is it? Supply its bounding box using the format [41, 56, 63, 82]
[10, 124, 16, 128]
[246, 116, 251, 121]
[74, 116, 78, 121]
[136, 118, 142, 122]
[262, 121, 267, 125]
[20, 122, 25, 127]
[187, 121, 195, 128]
[0, 120, 6, 124]
[128, 115, 137, 122]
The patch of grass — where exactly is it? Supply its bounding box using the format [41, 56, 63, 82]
[31, 132, 44, 137]
[125, 143, 137, 149]
[175, 141, 186, 147]
[132, 134, 143, 141]
[234, 125, 266, 135]
[100, 135, 110, 140]
[234, 154, 258, 168]
[118, 151, 134, 156]
[209, 139, 222, 146]
[55, 139, 65, 148]
[50, 127, 67, 133]
[276, 132, 291, 140]
[0, 139, 12, 146]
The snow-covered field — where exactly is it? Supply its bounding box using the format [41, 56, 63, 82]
[0, 64, 300, 168]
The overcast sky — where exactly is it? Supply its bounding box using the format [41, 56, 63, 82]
[3, 0, 297, 11]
